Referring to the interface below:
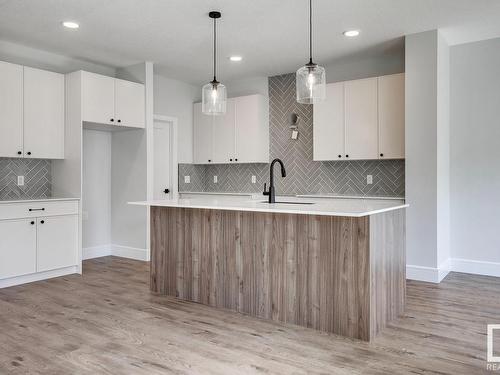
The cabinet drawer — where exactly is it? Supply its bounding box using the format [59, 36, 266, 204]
[0, 200, 79, 220]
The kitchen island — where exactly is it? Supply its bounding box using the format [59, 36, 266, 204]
[131, 196, 408, 341]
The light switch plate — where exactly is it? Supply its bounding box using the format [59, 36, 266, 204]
[213, 175, 218, 183]
[367, 175, 373, 184]
[251, 175, 257, 184]
[17, 176, 24, 186]
[184, 175, 190, 184]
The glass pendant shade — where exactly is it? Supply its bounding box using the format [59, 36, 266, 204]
[296, 63, 326, 104]
[202, 81, 227, 115]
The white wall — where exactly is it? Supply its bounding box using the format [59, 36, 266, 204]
[154, 74, 200, 163]
[0, 40, 115, 75]
[82, 130, 112, 248]
[450, 37, 500, 273]
[405, 31, 439, 271]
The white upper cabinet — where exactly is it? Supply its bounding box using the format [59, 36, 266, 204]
[313, 82, 345, 161]
[82, 71, 145, 128]
[313, 74, 405, 161]
[235, 95, 269, 163]
[193, 94, 269, 164]
[23, 67, 65, 159]
[378, 73, 405, 159]
[0, 61, 65, 159]
[82, 71, 115, 125]
[0, 61, 24, 158]
[345, 77, 378, 160]
[114, 78, 145, 128]
[212, 99, 235, 163]
[193, 102, 213, 164]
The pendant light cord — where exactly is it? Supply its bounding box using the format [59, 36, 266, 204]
[213, 16, 217, 81]
[309, 0, 313, 64]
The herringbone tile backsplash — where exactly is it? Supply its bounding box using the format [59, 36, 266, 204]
[179, 73, 405, 198]
[0, 158, 52, 200]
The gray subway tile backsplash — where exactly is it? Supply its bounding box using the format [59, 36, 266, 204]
[0, 158, 52, 200]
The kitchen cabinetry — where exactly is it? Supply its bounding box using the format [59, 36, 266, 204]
[0, 219, 37, 279]
[313, 82, 345, 160]
[313, 73, 405, 161]
[23, 66, 65, 159]
[193, 94, 269, 164]
[0, 61, 64, 159]
[0, 199, 80, 288]
[82, 71, 145, 128]
[0, 61, 23, 158]
[345, 77, 378, 160]
[378, 73, 405, 159]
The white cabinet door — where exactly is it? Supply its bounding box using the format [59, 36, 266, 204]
[0, 219, 37, 279]
[37, 215, 78, 272]
[193, 102, 214, 164]
[212, 98, 235, 163]
[23, 67, 65, 159]
[0, 61, 23, 158]
[82, 72, 115, 125]
[345, 77, 378, 160]
[378, 73, 405, 159]
[313, 82, 345, 161]
[115, 78, 145, 128]
[234, 95, 269, 163]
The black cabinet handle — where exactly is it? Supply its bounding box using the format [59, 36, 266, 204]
[110, 118, 114, 122]
[208, 159, 211, 162]
[345, 154, 349, 158]
[30, 221, 35, 225]
[40, 220, 45, 224]
[230, 158, 233, 161]
[380, 153, 384, 157]
[164, 188, 170, 194]
[117, 119, 121, 123]
[17, 151, 22, 155]
[26, 151, 31, 155]
[29, 208, 45, 212]
[235, 158, 238, 161]
[338, 155, 342, 158]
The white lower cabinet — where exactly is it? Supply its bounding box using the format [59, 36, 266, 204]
[37, 215, 78, 272]
[0, 219, 37, 279]
[0, 199, 80, 286]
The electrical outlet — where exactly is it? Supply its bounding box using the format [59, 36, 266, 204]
[184, 175, 190, 184]
[251, 175, 257, 184]
[213, 175, 218, 183]
[367, 175, 373, 184]
[17, 176, 24, 186]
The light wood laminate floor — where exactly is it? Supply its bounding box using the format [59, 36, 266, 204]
[0, 256, 498, 374]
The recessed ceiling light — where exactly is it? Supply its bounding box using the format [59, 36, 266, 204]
[62, 21, 79, 29]
[343, 30, 360, 37]
[229, 56, 243, 62]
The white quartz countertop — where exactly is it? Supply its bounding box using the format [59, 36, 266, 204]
[0, 197, 80, 204]
[130, 196, 408, 217]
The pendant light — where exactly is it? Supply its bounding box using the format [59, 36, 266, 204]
[296, 0, 326, 104]
[202, 11, 227, 115]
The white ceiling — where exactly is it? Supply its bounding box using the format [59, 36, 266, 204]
[1, 0, 500, 84]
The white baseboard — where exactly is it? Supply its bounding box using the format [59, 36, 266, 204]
[408, 257, 500, 283]
[0, 266, 79, 289]
[451, 258, 500, 278]
[112, 245, 149, 261]
[83, 245, 112, 260]
[83, 244, 149, 261]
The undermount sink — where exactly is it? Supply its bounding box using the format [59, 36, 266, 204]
[259, 201, 315, 205]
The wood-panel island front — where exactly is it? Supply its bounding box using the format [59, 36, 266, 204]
[133, 197, 407, 341]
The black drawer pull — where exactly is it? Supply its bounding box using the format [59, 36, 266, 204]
[40, 220, 45, 224]
[29, 208, 45, 212]
[30, 221, 35, 225]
